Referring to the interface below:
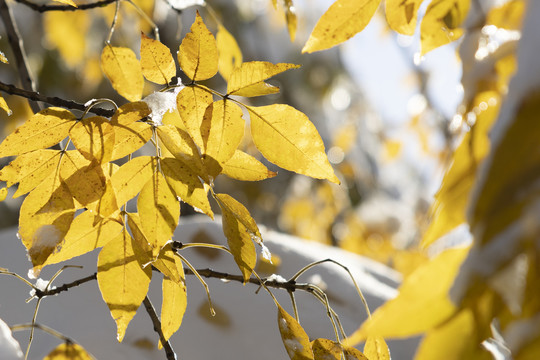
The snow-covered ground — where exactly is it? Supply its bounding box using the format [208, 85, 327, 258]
[0, 216, 419, 359]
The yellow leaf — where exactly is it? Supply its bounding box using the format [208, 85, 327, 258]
[346, 247, 469, 343]
[201, 100, 244, 178]
[110, 156, 157, 206]
[420, 0, 470, 55]
[140, 33, 176, 84]
[385, 0, 423, 35]
[284, 0, 298, 41]
[161, 157, 213, 218]
[248, 104, 339, 183]
[227, 61, 299, 97]
[0, 149, 61, 198]
[0, 187, 7, 202]
[19, 170, 75, 276]
[422, 92, 499, 247]
[101, 45, 144, 101]
[51, 0, 78, 7]
[343, 346, 368, 360]
[126, 212, 154, 262]
[111, 101, 151, 125]
[277, 304, 315, 360]
[0, 107, 75, 157]
[216, 24, 243, 81]
[415, 309, 489, 360]
[302, 0, 382, 53]
[44, 211, 123, 267]
[110, 102, 153, 160]
[222, 150, 277, 181]
[153, 243, 183, 283]
[311, 338, 341, 360]
[0, 94, 11, 116]
[43, 343, 94, 360]
[178, 11, 218, 81]
[363, 336, 390, 360]
[215, 193, 258, 282]
[44, 11, 88, 67]
[97, 228, 152, 342]
[138, 173, 180, 257]
[70, 116, 116, 163]
[160, 269, 187, 346]
[156, 124, 207, 182]
[60, 153, 106, 207]
[176, 86, 213, 149]
[487, 0, 525, 30]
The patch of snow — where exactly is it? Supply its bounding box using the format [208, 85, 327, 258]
[143, 86, 184, 126]
[0, 318, 23, 360]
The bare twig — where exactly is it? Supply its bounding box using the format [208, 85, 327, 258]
[0, 81, 115, 117]
[0, 0, 40, 113]
[13, 0, 117, 12]
[142, 296, 176, 360]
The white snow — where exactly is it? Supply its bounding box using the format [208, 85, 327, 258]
[143, 86, 184, 126]
[0, 318, 23, 360]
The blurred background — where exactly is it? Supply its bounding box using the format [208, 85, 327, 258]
[0, 0, 466, 277]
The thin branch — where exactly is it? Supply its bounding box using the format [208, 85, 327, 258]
[11, 323, 71, 342]
[142, 296, 176, 360]
[13, 0, 117, 12]
[0, 0, 40, 113]
[0, 81, 115, 117]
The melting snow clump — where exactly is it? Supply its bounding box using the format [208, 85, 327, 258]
[143, 85, 184, 126]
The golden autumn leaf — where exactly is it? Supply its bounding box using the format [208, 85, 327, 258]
[420, 0, 470, 55]
[222, 150, 277, 181]
[414, 309, 489, 360]
[44, 210, 122, 267]
[302, 0, 382, 53]
[126, 212, 153, 261]
[43, 343, 94, 360]
[277, 304, 315, 360]
[19, 170, 75, 276]
[216, 24, 243, 81]
[0, 94, 11, 115]
[156, 124, 208, 182]
[70, 116, 116, 163]
[101, 45, 144, 101]
[160, 251, 187, 347]
[140, 33, 176, 84]
[60, 154, 106, 207]
[178, 11, 218, 81]
[343, 347, 368, 360]
[0, 187, 7, 202]
[0, 149, 61, 197]
[153, 243, 182, 283]
[161, 157, 213, 218]
[227, 61, 299, 97]
[97, 228, 152, 342]
[346, 247, 469, 343]
[44, 11, 88, 67]
[215, 193, 258, 282]
[363, 336, 390, 360]
[422, 92, 499, 247]
[110, 156, 157, 206]
[311, 338, 341, 360]
[247, 104, 339, 183]
[385, 0, 423, 35]
[0, 107, 75, 157]
[138, 173, 180, 257]
[201, 100, 244, 178]
[176, 86, 213, 149]
[110, 102, 153, 160]
[487, 0, 525, 30]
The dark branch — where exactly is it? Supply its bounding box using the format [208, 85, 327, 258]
[0, 81, 115, 117]
[0, 0, 40, 113]
[142, 296, 176, 360]
[13, 0, 117, 13]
